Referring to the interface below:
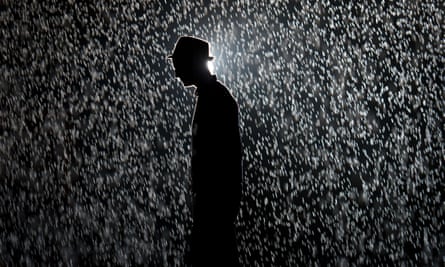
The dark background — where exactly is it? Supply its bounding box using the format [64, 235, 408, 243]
[1, 1, 443, 266]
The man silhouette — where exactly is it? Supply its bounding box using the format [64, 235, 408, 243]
[168, 36, 242, 267]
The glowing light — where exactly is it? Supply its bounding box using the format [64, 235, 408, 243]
[207, 60, 215, 74]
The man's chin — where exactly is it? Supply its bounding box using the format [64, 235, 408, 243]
[183, 83, 195, 87]
[178, 78, 194, 87]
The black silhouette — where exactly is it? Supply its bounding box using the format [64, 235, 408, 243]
[168, 36, 242, 267]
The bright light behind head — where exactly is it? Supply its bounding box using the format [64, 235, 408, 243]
[207, 60, 215, 74]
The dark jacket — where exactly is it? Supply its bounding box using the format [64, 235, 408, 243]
[190, 75, 242, 266]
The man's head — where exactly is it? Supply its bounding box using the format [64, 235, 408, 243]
[168, 36, 213, 86]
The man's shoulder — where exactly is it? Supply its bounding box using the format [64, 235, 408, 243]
[199, 76, 238, 110]
[214, 80, 236, 103]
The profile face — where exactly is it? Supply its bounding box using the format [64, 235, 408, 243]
[172, 57, 196, 86]
[168, 36, 214, 87]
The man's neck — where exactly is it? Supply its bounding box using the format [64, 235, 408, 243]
[195, 72, 215, 88]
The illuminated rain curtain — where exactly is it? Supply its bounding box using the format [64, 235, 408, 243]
[1, 1, 443, 266]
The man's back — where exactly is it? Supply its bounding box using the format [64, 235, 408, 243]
[190, 76, 242, 266]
